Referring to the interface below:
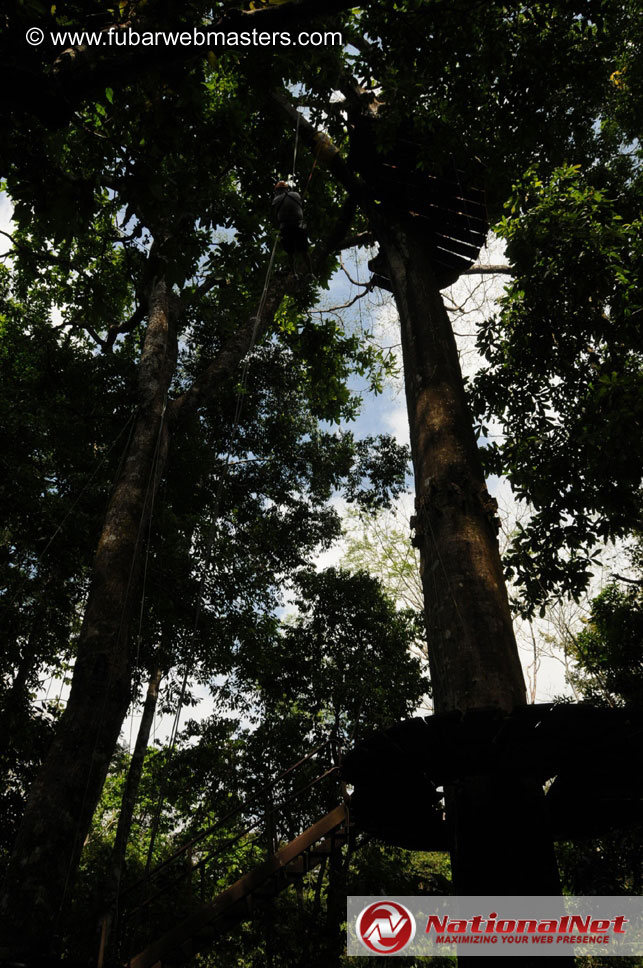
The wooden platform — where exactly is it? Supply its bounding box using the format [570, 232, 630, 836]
[350, 120, 489, 289]
[342, 704, 643, 848]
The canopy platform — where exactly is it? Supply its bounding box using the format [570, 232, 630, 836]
[349, 119, 489, 289]
[341, 703, 643, 849]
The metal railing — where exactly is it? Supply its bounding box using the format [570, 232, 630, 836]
[111, 734, 344, 958]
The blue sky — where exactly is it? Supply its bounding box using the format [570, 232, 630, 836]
[0, 187, 587, 741]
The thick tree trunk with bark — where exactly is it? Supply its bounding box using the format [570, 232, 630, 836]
[373, 216, 524, 713]
[0, 279, 176, 960]
[271, 95, 568, 954]
[371, 213, 564, 904]
[0, 264, 292, 961]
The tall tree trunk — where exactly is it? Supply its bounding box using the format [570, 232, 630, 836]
[374, 216, 524, 712]
[0, 279, 176, 960]
[372, 215, 564, 902]
[270, 96, 568, 953]
[98, 663, 164, 967]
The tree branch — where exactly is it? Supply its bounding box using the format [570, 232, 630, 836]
[311, 287, 374, 314]
[105, 302, 148, 351]
[610, 573, 643, 587]
[336, 230, 374, 251]
[461, 264, 514, 275]
[4, 0, 358, 130]
[339, 258, 371, 289]
[169, 270, 296, 422]
[269, 90, 365, 201]
[0, 230, 73, 271]
[82, 324, 109, 351]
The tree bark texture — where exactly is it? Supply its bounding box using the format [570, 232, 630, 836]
[0, 279, 176, 959]
[372, 214, 525, 714]
[1, 265, 291, 961]
[371, 213, 565, 905]
[266, 98, 567, 943]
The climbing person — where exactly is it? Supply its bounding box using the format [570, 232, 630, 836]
[271, 180, 313, 277]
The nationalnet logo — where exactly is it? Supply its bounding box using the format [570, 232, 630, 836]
[356, 901, 416, 954]
[348, 896, 643, 958]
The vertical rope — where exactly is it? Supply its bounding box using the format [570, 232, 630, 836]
[292, 111, 301, 180]
[143, 236, 280, 875]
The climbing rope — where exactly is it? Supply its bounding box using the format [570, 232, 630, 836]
[143, 235, 280, 877]
[291, 110, 301, 181]
[109, 114, 338, 957]
[130, 111, 297, 892]
[134, 394, 167, 671]
[286, 105, 322, 197]
[302, 134, 323, 197]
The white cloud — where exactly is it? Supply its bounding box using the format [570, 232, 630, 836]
[383, 400, 410, 446]
[0, 192, 15, 257]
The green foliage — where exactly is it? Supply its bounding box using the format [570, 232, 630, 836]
[557, 825, 643, 897]
[234, 567, 428, 742]
[1, 0, 412, 870]
[345, 1, 626, 204]
[472, 164, 643, 611]
[342, 506, 423, 613]
[568, 582, 643, 707]
[552, 572, 643, 910]
[3, 0, 643, 960]
[76, 567, 430, 962]
[0, 700, 59, 862]
[0, 266, 136, 685]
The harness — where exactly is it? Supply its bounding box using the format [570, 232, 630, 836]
[273, 190, 304, 227]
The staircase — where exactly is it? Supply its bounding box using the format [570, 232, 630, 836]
[126, 804, 350, 968]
